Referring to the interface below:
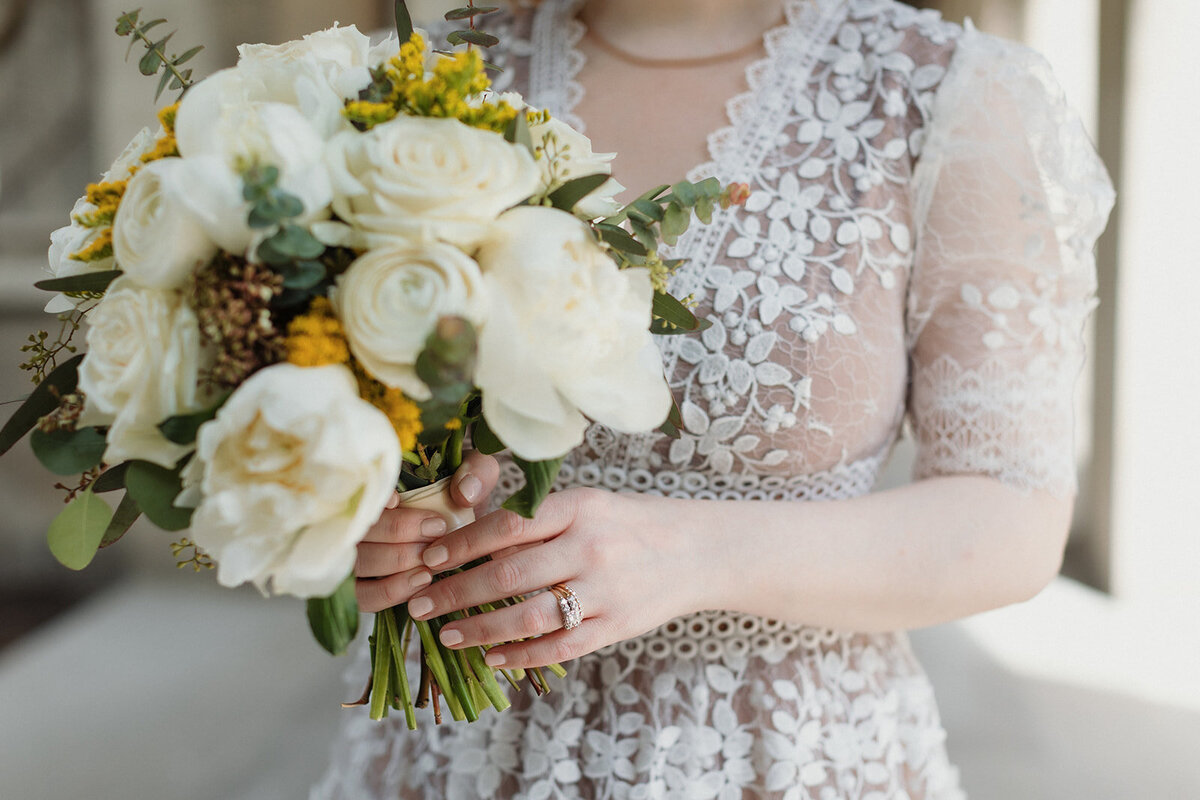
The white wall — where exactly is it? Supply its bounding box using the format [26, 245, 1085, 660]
[1110, 0, 1200, 601]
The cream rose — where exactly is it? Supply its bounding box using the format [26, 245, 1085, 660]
[530, 116, 625, 219]
[77, 278, 210, 468]
[332, 242, 488, 400]
[474, 207, 672, 460]
[112, 158, 218, 289]
[323, 116, 541, 250]
[178, 363, 401, 598]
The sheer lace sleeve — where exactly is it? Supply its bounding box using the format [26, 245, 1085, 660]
[905, 24, 1115, 495]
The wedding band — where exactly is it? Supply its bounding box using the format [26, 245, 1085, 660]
[549, 583, 583, 630]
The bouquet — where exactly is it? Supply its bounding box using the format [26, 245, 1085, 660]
[1, 2, 747, 728]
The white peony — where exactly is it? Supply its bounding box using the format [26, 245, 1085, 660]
[235, 24, 376, 139]
[44, 127, 160, 313]
[174, 68, 334, 256]
[530, 116, 625, 219]
[178, 363, 401, 598]
[77, 278, 210, 468]
[322, 116, 541, 250]
[332, 242, 488, 400]
[474, 207, 672, 460]
[112, 158, 218, 289]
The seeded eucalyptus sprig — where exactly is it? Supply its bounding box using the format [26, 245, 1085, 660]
[115, 8, 203, 101]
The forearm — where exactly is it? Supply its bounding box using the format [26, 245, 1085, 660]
[656, 475, 1074, 633]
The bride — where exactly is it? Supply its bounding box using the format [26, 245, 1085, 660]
[314, 0, 1114, 797]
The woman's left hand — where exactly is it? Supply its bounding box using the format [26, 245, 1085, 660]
[405, 487, 707, 669]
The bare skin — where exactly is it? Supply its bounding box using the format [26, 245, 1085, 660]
[354, 0, 1075, 670]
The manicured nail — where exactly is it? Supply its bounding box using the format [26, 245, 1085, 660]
[484, 651, 506, 667]
[409, 596, 433, 619]
[410, 571, 432, 590]
[458, 474, 483, 505]
[386, 492, 401, 509]
[440, 628, 463, 647]
[420, 517, 447, 538]
[423, 545, 448, 568]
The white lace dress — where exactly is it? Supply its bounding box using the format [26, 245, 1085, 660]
[311, 1, 1115, 798]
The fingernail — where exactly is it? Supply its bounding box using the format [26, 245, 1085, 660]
[423, 545, 448, 568]
[410, 571, 432, 590]
[440, 628, 463, 647]
[386, 492, 401, 510]
[409, 596, 433, 619]
[484, 651, 506, 667]
[420, 517, 447, 538]
[458, 474, 483, 505]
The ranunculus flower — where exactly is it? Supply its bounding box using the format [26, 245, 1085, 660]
[44, 127, 160, 313]
[112, 158, 218, 289]
[529, 116, 625, 219]
[332, 242, 488, 400]
[321, 116, 541, 250]
[178, 363, 401, 598]
[174, 68, 333, 256]
[235, 23, 376, 139]
[77, 278, 210, 468]
[474, 206, 672, 460]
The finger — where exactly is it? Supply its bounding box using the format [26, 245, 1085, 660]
[355, 568, 433, 614]
[409, 543, 574, 620]
[450, 452, 500, 508]
[481, 619, 608, 670]
[420, 500, 573, 573]
[436, 591, 565, 649]
[355, 541, 428, 579]
[360, 507, 449, 544]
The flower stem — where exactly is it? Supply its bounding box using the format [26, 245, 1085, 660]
[368, 614, 393, 721]
[384, 607, 418, 730]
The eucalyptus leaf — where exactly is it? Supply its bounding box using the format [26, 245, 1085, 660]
[394, 0, 414, 42]
[34, 269, 123, 294]
[652, 291, 710, 333]
[30, 427, 107, 476]
[501, 456, 563, 519]
[307, 573, 360, 656]
[101, 492, 142, 548]
[546, 174, 609, 213]
[595, 223, 647, 256]
[175, 45, 203, 65]
[447, 30, 500, 48]
[125, 460, 192, 531]
[46, 489, 112, 571]
[138, 45, 163, 75]
[444, 6, 500, 20]
[470, 416, 505, 456]
[0, 354, 85, 457]
[661, 202, 691, 245]
[159, 401, 223, 446]
[280, 260, 327, 290]
[658, 397, 684, 440]
[504, 112, 534, 155]
[92, 462, 130, 493]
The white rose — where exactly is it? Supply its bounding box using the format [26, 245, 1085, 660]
[78, 278, 210, 468]
[174, 68, 333, 256]
[474, 207, 671, 460]
[332, 242, 487, 399]
[530, 116, 625, 219]
[323, 116, 541, 250]
[43, 127, 160, 313]
[112, 158, 218, 289]
[178, 363, 401, 598]
[236, 24, 374, 139]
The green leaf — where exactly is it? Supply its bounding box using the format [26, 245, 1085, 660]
[501, 456, 563, 519]
[125, 460, 192, 531]
[174, 45, 203, 65]
[34, 269, 123, 294]
[158, 402, 223, 446]
[394, 0, 414, 42]
[307, 573, 360, 656]
[155, 67, 172, 101]
[546, 174, 610, 214]
[630, 198, 665, 223]
[652, 291, 710, 333]
[115, 11, 140, 36]
[669, 180, 699, 207]
[101, 492, 141, 548]
[0, 354, 85, 457]
[594, 223, 648, 256]
[661, 202, 690, 245]
[30, 427, 107, 476]
[447, 30, 500, 48]
[138, 45, 163, 75]
[658, 396, 683, 439]
[92, 462, 130, 493]
[47, 489, 112, 571]
[504, 112, 534, 155]
[263, 224, 324, 261]
[279, 259, 327, 290]
[470, 416, 505, 456]
[444, 6, 500, 20]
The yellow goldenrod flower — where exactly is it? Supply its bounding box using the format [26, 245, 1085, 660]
[286, 298, 351, 367]
[70, 229, 114, 263]
[355, 370, 424, 453]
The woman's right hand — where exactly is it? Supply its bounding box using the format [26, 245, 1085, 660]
[354, 451, 500, 613]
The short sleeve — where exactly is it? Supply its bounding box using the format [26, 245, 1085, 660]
[905, 24, 1116, 495]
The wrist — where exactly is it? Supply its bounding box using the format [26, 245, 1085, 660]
[635, 494, 738, 616]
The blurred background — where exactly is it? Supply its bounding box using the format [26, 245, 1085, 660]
[0, 0, 1197, 797]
